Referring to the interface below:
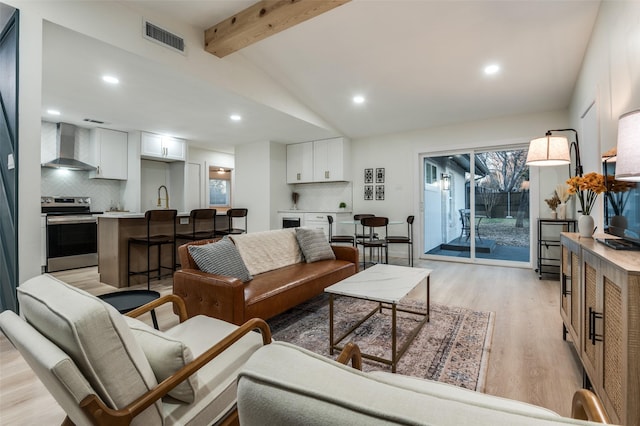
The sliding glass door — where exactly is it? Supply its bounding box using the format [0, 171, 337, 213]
[422, 148, 530, 265]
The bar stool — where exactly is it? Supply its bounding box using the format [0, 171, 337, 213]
[386, 215, 414, 266]
[127, 209, 177, 289]
[327, 215, 355, 246]
[176, 208, 217, 242]
[217, 208, 248, 235]
[357, 216, 388, 269]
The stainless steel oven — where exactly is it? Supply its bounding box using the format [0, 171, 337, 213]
[42, 196, 99, 272]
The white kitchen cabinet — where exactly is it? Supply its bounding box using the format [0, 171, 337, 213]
[313, 138, 350, 182]
[304, 213, 331, 240]
[286, 142, 313, 183]
[287, 138, 350, 184]
[141, 131, 186, 162]
[89, 128, 128, 180]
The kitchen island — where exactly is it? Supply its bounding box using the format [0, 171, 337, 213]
[97, 212, 227, 288]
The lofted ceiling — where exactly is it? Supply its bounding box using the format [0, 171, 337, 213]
[41, 0, 601, 152]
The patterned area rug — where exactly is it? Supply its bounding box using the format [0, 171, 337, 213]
[268, 294, 494, 391]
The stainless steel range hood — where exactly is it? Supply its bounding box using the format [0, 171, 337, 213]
[42, 123, 96, 171]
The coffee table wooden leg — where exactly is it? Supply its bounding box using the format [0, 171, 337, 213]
[426, 275, 430, 322]
[392, 303, 397, 373]
[329, 294, 335, 355]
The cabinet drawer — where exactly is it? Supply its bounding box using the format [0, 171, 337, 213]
[304, 213, 330, 224]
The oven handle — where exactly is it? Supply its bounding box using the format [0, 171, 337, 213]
[46, 217, 98, 225]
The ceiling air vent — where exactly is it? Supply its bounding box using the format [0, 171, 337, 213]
[83, 118, 105, 124]
[143, 20, 185, 54]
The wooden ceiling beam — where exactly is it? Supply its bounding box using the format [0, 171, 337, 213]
[205, 0, 351, 58]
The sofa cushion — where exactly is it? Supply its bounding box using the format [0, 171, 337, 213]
[125, 316, 198, 403]
[17, 274, 163, 425]
[188, 239, 252, 282]
[295, 228, 336, 263]
[230, 229, 303, 276]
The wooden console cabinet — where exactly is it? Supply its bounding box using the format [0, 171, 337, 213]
[560, 233, 640, 425]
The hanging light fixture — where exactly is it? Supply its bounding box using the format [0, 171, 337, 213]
[615, 109, 640, 181]
[526, 129, 583, 177]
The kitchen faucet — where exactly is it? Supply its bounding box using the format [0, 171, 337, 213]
[157, 185, 169, 209]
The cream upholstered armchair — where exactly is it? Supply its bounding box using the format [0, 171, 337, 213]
[0, 274, 271, 426]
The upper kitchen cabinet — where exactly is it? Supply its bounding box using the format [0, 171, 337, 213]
[140, 131, 186, 162]
[89, 128, 128, 180]
[286, 138, 350, 184]
[286, 141, 314, 183]
[313, 137, 350, 182]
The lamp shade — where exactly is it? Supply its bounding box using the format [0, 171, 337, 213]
[615, 109, 640, 181]
[526, 135, 570, 166]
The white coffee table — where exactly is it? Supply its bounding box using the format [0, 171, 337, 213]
[325, 264, 431, 372]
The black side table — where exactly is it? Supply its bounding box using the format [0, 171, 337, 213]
[536, 218, 577, 279]
[98, 290, 160, 329]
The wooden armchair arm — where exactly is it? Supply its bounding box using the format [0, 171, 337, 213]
[79, 318, 272, 426]
[571, 389, 610, 423]
[125, 294, 188, 323]
[336, 342, 362, 370]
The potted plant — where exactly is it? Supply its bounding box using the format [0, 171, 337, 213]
[339, 202, 347, 210]
[544, 193, 560, 219]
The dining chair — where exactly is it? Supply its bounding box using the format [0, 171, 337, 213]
[327, 215, 355, 246]
[357, 216, 388, 269]
[353, 214, 376, 244]
[386, 215, 414, 266]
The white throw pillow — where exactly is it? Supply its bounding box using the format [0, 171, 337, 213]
[125, 316, 198, 403]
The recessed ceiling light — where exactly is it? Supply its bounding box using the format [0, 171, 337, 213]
[484, 64, 500, 75]
[102, 75, 119, 84]
[353, 95, 365, 104]
[47, 109, 61, 116]
[230, 114, 242, 121]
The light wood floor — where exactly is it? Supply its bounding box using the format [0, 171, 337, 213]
[0, 259, 583, 424]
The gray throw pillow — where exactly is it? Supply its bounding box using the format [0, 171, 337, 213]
[188, 239, 253, 282]
[295, 228, 336, 263]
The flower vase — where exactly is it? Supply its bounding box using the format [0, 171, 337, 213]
[557, 203, 567, 220]
[578, 214, 594, 238]
[550, 211, 557, 219]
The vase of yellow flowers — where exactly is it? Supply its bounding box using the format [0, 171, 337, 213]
[567, 172, 606, 237]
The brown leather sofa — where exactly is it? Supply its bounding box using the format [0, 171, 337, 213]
[174, 239, 359, 325]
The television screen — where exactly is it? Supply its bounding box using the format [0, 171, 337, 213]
[603, 160, 640, 247]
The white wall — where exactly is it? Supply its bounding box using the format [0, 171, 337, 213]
[270, 142, 289, 230]
[15, 7, 43, 283]
[568, 0, 640, 232]
[234, 141, 271, 232]
[351, 109, 569, 259]
[187, 146, 234, 209]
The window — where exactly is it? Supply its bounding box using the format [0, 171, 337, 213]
[209, 167, 232, 208]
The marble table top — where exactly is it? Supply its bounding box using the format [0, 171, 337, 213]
[325, 264, 431, 304]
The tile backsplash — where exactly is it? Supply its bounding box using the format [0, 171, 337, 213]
[289, 181, 353, 211]
[41, 120, 123, 212]
[41, 168, 123, 212]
